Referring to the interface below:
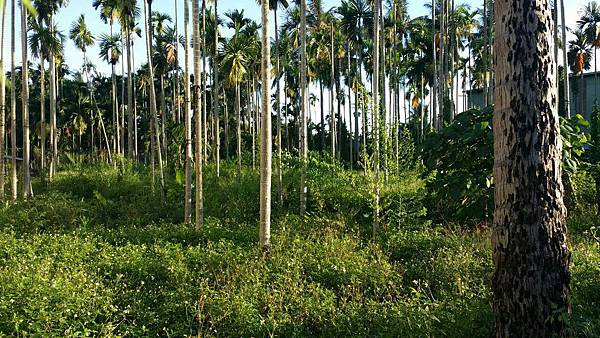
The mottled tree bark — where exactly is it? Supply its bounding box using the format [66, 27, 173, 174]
[492, 0, 571, 336]
[259, 0, 272, 251]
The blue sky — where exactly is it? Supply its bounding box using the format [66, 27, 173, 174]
[0, 0, 591, 76]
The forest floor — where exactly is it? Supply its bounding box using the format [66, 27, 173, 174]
[0, 162, 598, 337]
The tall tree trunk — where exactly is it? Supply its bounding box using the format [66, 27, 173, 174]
[372, 0, 380, 239]
[330, 23, 336, 161]
[320, 81, 324, 152]
[202, 0, 208, 167]
[49, 12, 57, 180]
[192, 0, 204, 228]
[483, 0, 488, 107]
[40, 56, 45, 177]
[236, 83, 241, 175]
[213, 0, 220, 177]
[560, 0, 570, 117]
[224, 85, 229, 160]
[259, 0, 272, 251]
[300, 0, 308, 214]
[0, 0, 6, 201]
[127, 25, 134, 158]
[21, 2, 30, 198]
[120, 29, 125, 156]
[492, 0, 571, 336]
[144, 0, 165, 197]
[184, 0, 192, 223]
[274, 5, 282, 204]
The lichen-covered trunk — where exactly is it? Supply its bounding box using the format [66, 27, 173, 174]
[143, 0, 165, 198]
[21, 2, 30, 198]
[259, 0, 272, 251]
[0, 0, 6, 201]
[193, 0, 204, 228]
[492, 0, 571, 336]
[183, 0, 192, 223]
[299, 0, 308, 214]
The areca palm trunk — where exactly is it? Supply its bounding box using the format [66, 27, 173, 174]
[144, 0, 165, 197]
[274, 5, 282, 204]
[560, 0, 570, 117]
[120, 29, 125, 156]
[493, 0, 570, 335]
[184, 0, 192, 223]
[214, 0, 220, 177]
[193, 0, 204, 228]
[21, 2, 30, 198]
[330, 23, 336, 161]
[259, 0, 272, 251]
[126, 24, 134, 158]
[224, 85, 229, 160]
[236, 83, 241, 175]
[320, 82, 324, 152]
[40, 56, 45, 175]
[372, 0, 381, 239]
[49, 12, 57, 181]
[0, 0, 6, 200]
[300, 0, 308, 214]
[202, 0, 208, 167]
[160, 74, 168, 165]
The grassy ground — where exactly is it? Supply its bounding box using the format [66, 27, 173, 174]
[0, 163, 598, 337]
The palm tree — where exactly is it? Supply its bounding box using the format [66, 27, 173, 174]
[493, 0, 570, 335]
[94, 0, 121, 156]
[183, 0, 192, 223]
[221, 23, 249, 176]
[560, 0, 570, 117]
[21, 1, 31, 197]
[29, 16, 62, 175]
[10, 0, 16, 199]
[0, 0, 6, 200]
[69, 14, 95, 160]
[210, 0, 220, 177]
[259, 0, 272, 251]
[299, 0, 308, 214]
[578, 1, 600, 104]
[193, 0, 204, 228]
[118, 0, 140, 158]
[568, 29, 592, 115]
[372, 0, 381, 239]
[143, 0, 165, 197]
[98, 32, 121, 160]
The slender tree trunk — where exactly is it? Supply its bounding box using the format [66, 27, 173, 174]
[560, 0, 570, 117]
[201, 0, 208, 166]
[274, 6, 282, 204]
[300, 0, 308, 214]
[127, 26, 134, 158]
[330, 24, 336, 161]
[319, 81, 324, 152]
[144, 0, 165, 197]
[214, 0, 220, 177]
[49, 12, 57, 180]
[236, 84, 241, 175]
[483, 0, 488, 107]
[193, 0, 204, 228]
[183, 0, 192, 223]
[0, 0, 6, 200]
[224, 85, 229, 160]
[372, 0, 381, 239]
[493, 0, 571, 336]
[21, 2, 30, 198]
[120, 29, 126, 156]
[40, 56, 45, 177]
[160, 74, 168, 166]
[259, 0, 272, 251]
